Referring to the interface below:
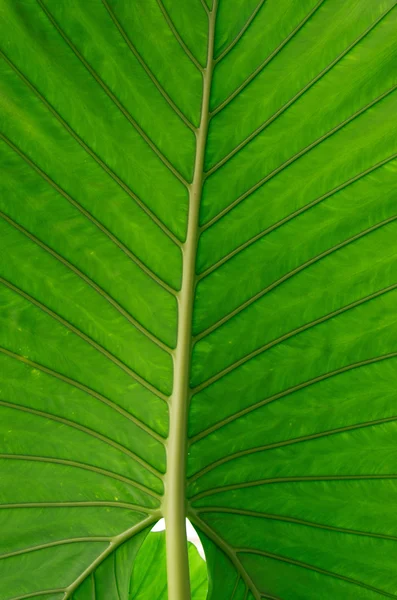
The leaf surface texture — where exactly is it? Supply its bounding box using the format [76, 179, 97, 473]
[0, 1, 397, 599]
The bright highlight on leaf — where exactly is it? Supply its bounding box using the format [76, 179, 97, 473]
[0, 0, 396, 599]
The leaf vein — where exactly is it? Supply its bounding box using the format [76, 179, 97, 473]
[190, 353, 397, 443]
[64, 517, 155, 598]
[101, 0, 197, 131]
[0, 276, 169, 402]
[199, 0, 210, 16]
[0, 399, 163, 478]
[0, 209, 172, 357]
[0, 346, 166, 443]
[0, 501, 149, 511]
[205, 84, 396, 193]
[194, 214, 397, 344]
[36, 0, 189, 188]
[0, 454, 160, 500]
[190, 474, 397, 502]
[210, 0, 325, 116]
[193, 281, 397, 392]
[214, 0, 267, 63]
[190, 414, 397, 482]
[0, 47, 181, 251]
[189, 513, 261, 600]
[230, 575, 240, 600]
[196, 507, 397, 543]
[155, 0, 204, 71]
[7, 591, 65, 600]
[206, 0, 397, 226]
[114, 553, 122, 600]
[197, 154, 397, 283]
[0, 538, 110, 561]
[236, 548, 397, 598]
[0, 132, 178, 306]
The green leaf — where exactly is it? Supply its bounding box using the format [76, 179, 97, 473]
[1, 1, 397, 599]
[130, 531, 207, 599]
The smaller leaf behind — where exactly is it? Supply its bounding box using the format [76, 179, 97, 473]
[129, 531, 208, 599]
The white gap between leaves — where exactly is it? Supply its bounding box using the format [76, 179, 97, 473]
[151, 518, 205, 559]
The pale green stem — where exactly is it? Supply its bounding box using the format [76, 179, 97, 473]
[164, 3, 218, 599]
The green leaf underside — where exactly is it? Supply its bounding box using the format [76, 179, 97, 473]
[130, 531, 207, 599]
[0, 1, 396, 599]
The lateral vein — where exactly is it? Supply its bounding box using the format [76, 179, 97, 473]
[193, 282, 397, 393]
[230, 576, 241, 600]
[0, 454, 160, 500]
[0, 501, 149, 511]
[195, 507, 397, 543]
[211, 0, 325, 116]
[7, 590, 66, 600]
[114, 552, 122, 600]
[155, 0, 204, 71]
[236, 548, 397, 598]
[194, 214, 397, 344]
[0, 206, 173, 357]
[101, 0, 197, 133]
[0, 135, 178, 319]
[197, 153, 397, 283]
[0, 277, 167, 396]
[36, 0, 189, 188]
[0, 399, 162, 478]
[190, 473, 397, 502]
[189, 513, 261, 600]
[0, 46, 181, 252]
[0, 276, 169, 401]
[205, 84, 396, 189]
[0, 538, 110, 561]
[64, 516, 156, 598]
[214, 0, 267, 63]
[189, 413, 397, 482]
[205, 4, 395, 218]
[0, 346, 166, 442]
[190, 353, 397, 443]
[199, 0, 210, 16]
